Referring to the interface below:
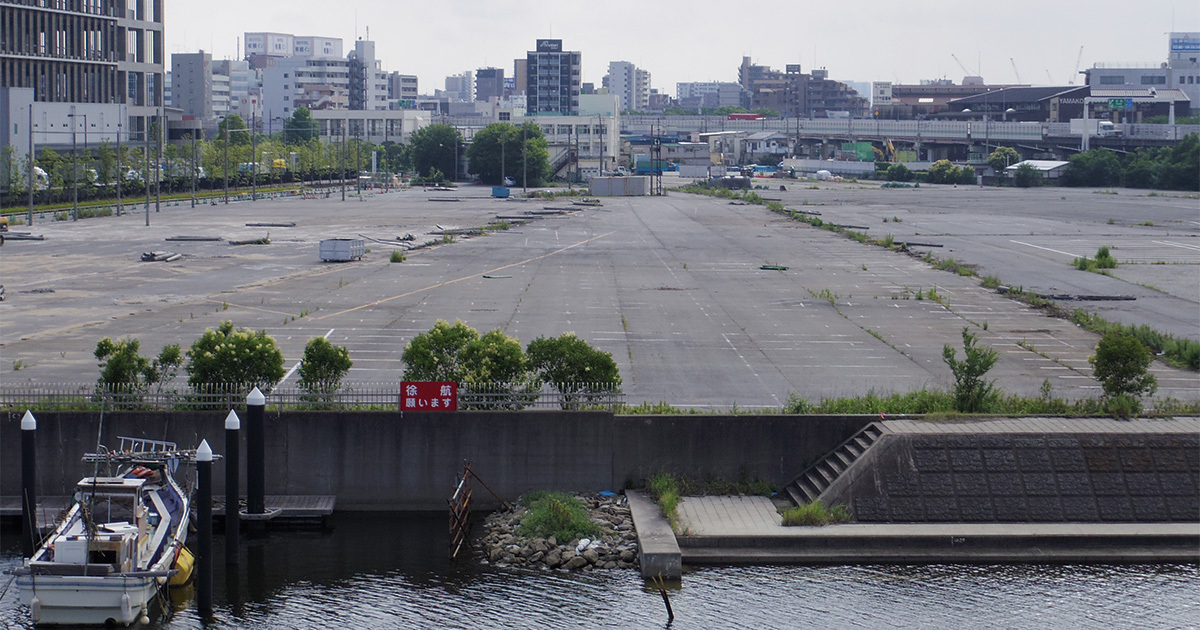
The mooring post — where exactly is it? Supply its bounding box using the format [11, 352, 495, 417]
[224, 409, 241, 565]
[196, 439, 214, 618]
[20, 410, 38, 559]
[246, 387, 265, 515]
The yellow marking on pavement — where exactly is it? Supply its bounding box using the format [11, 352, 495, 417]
[316, 230, 618, 320]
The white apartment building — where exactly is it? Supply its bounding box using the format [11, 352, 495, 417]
[675, 82, 743, 109]
[260, 56, 351, 123]
[605, 61, 650, 112]
[348, 39, 389, 110]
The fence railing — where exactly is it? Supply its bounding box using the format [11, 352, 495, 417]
[0, 382, 624, 412]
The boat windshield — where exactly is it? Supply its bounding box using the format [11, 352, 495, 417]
[78, 491, 136, 525]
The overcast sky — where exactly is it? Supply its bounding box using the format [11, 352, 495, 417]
[168, 0, 1199, 95]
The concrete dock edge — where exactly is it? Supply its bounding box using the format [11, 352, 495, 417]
[627, 490, 681, 579]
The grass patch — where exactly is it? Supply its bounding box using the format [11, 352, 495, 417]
[980, 275, 1002, 289]
[517, 491, 602, 542]
[648, 472, 681, 529]
[781, 501, 852, 526]
[389, 250, 406, 263]
[1073, 246, 1118, 273]
[1072, 310, 1200, 370]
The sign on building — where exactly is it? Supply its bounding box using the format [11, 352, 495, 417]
[536, 39, 563, 52]
[401, 381, 458, 411]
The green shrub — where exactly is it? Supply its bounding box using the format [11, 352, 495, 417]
[390, 250, 406, 263]
[1090, 332, 1157, 417]
[782, 501, 852, 526]
[518, 492, 601, 542]
[648, 472, 681, 528]
[943, 327, 999, 413]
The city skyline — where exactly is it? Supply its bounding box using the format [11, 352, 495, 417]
[168, 0, 1199, 95]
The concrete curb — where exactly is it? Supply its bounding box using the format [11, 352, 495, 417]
[627, 490, 681, 579]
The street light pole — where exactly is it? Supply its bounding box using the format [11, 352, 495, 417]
[222, 119, 229, 204]
[115, 122, 121, 216]
[70, 106, 78, 221]
[251, 111, 257, 201]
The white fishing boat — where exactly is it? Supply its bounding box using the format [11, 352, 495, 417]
[13, 437, 199, 626]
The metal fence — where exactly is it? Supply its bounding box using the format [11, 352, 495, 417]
[0, 382, 624, 412]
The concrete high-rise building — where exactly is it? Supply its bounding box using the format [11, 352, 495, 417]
[1, 0, 166, 146]
[676, 82, 744, 109]
[444, 71, 473, 101]
[526, 39, 580, 115]
[388, 73, 418, 106]
[348, 39, 388, 110]
[244, 32, 342, 69]
[213, 59, 256, 120]
[513, 59, 527, 96]
[172, 51, 214, 121]
[476, 67, 505, 102]
[605, 61, 650, 112]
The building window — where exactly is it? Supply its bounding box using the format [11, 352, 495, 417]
[1098, 75, 1125, 85]
[1140, 75, 1166, 85]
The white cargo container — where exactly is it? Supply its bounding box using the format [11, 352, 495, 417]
[319, 238, 365, 262]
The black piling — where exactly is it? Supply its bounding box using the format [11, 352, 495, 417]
[224, 409, 241, 565]
[20, 410, 38, 559]
[246, 387, 265, 515]
[196, 439, 214, 618]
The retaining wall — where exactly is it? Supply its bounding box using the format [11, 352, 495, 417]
[0, 411, 872, 510]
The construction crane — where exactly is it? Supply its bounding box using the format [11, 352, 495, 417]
[1045, 69, 1054, 84]
[1010, 58, 1022, 84]
[951, 53, 973, 79]
[1069, 46, 1084, 85]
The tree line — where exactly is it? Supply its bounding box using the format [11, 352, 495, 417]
[1, 109, 557, 208]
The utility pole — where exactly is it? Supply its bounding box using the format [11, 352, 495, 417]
[27, 104, 33, 226]
[251, 111, 257, 201]
[155, 107, 162, 213]
[223, 119, 229, 204]
[144, 120, 151, 226]
[190, 133, 197, 208]
[115, 122, 121, 216]
[523, 123, 528, 193]
[71, 105, 78, 221]
[341, 119, 346, 201]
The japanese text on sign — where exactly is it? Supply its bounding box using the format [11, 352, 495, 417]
[401, 381, 457, 411]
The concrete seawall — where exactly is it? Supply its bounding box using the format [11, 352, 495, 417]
[0, 410, 873, 509]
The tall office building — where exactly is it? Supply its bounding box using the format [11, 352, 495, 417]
[605, 61, 650, 112]
[476, 67, 505, 102]
[526, 39, 580, 115]
[443, 71, 473, 102]
[1, 0, 165, 141]
[171, 51, 213, 120]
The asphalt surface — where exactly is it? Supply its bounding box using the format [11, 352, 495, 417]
[0, 180, 1196, 409]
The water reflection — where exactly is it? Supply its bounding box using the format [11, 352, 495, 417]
[2, 513, 1196, 629]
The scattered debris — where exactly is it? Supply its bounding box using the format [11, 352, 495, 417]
[20, 288, 55, 294]
[482, 274, 512, 279]
[166, 236, 221, 242]
[245, 222, 295, 227]
[1036, 293, 1137, 302]
[399, 233, 415, 241]
[898, 241, 943, 248]
[141, 251, 182, 262]
[571, 199, 602, 206]
[229, 234, 270, 246]
[828, 224, 871, 231]
[428, 198, 462, 202]
[760, 264, 789, 271]
[2, 232, 45, 241]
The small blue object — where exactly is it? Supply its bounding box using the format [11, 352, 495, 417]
[598, 491, 616, 497]
[491, 186, 510, 198]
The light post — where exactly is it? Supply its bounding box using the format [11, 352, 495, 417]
[190, 133, 197, 208]
[251, 111, 257, 201]
[68, 107, 81, 221]
[115, 121, 121, 216]
[523, 123, 528, 193]
[221, 117, 229, 204]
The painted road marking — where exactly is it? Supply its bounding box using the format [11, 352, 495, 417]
[1009, 240, 1078, 258]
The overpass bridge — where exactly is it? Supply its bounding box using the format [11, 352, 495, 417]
[622, 116, 1199, 160]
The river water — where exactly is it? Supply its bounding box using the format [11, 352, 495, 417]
[2, 513, 1197, 629]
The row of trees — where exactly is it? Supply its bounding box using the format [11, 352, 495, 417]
[1, 111, 562, 207]
[94, 318, 620, 405]
[1062, 134, 1199, 190]
[880, 160, 977, 184]
[401, 320, 620, 401]
[95, 321, 350, 398]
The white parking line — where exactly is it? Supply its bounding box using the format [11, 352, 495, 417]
[1009, 240, 1078, 258]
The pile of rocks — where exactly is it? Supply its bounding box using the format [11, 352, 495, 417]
[479, 494, 639, 571]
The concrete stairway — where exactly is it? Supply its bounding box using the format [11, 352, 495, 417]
[784, 422, 883, 506]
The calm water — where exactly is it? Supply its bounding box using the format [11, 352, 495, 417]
[2, 513, 1197, 629]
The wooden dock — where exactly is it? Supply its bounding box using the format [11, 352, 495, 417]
[2, 495, 336, 530]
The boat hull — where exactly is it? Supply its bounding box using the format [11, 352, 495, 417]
[16, 574, 162, 626]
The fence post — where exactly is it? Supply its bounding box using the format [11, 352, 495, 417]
[246, 387, 266, 515]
